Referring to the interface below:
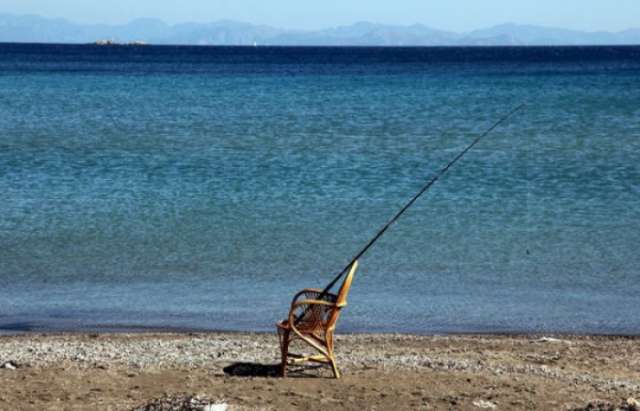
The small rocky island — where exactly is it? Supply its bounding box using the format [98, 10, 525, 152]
[94, 39, 148, 46]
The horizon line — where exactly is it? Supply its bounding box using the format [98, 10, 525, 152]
[2, 42, 639, 48]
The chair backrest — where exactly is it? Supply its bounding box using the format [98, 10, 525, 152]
[336, 260, 358, 307]
[327, 260, 358, 330]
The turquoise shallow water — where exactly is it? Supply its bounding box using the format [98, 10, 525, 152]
[0, 44, 639, 334]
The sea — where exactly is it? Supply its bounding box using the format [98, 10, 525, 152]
[0, 44, 639, 334]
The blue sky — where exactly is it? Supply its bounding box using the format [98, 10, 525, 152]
[4, 0, 639, 32]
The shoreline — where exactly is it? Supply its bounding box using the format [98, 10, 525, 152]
[1, 332, 638, 410]
[3, 327, 640, 338]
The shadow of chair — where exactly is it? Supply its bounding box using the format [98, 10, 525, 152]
[222, 362, 327, 378]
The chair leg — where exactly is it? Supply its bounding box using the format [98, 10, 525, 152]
[329, 356, 341, 379]
[326, 330, 340, 379]
[280, 330, 290, 378]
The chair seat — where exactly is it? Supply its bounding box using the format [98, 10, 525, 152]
[277, 319, 329, 334]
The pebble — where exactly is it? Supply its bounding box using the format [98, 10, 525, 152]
[1, 361, 18, 370]
[132, 394, 227, 411]
[473, 399, 497, 409]
[537, 337, 563, 343]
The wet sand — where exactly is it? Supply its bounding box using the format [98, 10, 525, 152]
[0, 332, 639, 410]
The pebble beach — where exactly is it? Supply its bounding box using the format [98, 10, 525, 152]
[1, 332, 638, 410]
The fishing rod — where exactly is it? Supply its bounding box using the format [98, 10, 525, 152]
[296, 103, 525, 321]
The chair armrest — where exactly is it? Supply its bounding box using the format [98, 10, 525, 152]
[291, 299, 336, 309]
[291, 289, 338, 307]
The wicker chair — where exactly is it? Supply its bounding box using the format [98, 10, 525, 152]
[276, 260, 358, 379]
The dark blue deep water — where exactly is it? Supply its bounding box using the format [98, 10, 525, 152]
[1, 44, 639, 334]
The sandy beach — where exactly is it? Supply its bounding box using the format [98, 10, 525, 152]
[0, 332, 638, 410]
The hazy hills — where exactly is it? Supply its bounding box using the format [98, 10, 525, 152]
[1, 14, 639, 46]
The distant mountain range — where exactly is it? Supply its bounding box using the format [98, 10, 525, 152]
[1, 14, 639, 46]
